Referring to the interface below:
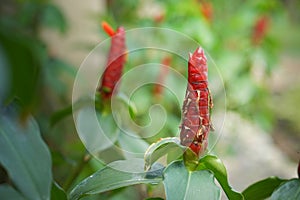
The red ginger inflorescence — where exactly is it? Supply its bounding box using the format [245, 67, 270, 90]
[200, 2, 213, 22]
[153, 56, 172, 97]
[98, 22, 126, 100]
[180, 47, 213, 156]
[252, 15, 269, 45]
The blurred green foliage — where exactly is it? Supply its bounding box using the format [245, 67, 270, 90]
[103, 0, 286, 133]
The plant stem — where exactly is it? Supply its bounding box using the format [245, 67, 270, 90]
[63, 152, 91, 191]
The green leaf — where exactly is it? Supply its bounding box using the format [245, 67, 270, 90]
[0, 184, 26, 200]
[144, 137, 185, 171]
[51, 182, 67, 200]
[198, 155, 244, 200]
[163, 161, 221, 200]
[76, 107, 119, 153]
[0, 25, 43, 112]
[69, 159, 163, 200]
[41, 4, 67, 33]
[242, 176, 286, 200]
[0, 105, 52, 200]
[270, 179, 300, 200]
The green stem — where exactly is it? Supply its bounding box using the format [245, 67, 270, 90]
[63, 153, 91, 191]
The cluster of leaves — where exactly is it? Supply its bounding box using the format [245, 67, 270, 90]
[1, 104, 299, 200]
[68, 135, 300, 200]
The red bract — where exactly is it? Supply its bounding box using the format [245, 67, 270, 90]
[98, 22, 126, 100]
[154, 13, 165, 24]
[252, 15, 269, 45]
[200, 2, 213, 22]
[153, 56, 172, 97]
[180, 47, 213, 156]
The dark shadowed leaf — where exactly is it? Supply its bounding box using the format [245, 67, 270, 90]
[242, 176, 286, 200]
[0, 105, 52, 200]
[0, 22, 45, 112]
[0, 184, 25, 200]
[0, 46, 9, 105]
[51, 182, 67, 200]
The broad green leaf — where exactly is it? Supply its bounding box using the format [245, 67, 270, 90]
[0, 184, 25, 200]
[144, 137, 185, 171]
[270, 179, 300, 200]
[242, 176, 286, 200]
[163, 161, 221, 200]
[76, 107, 119, 153]
[198, 155, 244, 200]
[69, 159, 163, 200]
[0, 24, 43, 112]
[51, 182, 67, 200]
[0, 105, 52, 200]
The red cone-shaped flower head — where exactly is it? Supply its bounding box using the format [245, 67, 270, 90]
[98, 22, 126, 100]
[180, 47, 213, 156]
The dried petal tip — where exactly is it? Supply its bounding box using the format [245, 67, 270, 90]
[192, 47, 206, 61]
[197, 47, 203, 54]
